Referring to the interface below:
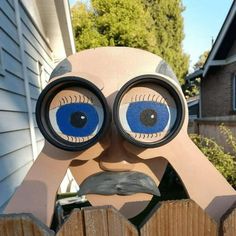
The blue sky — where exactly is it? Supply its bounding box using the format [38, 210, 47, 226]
[182, 0, 232, 70]
[69, 0, 232, 70]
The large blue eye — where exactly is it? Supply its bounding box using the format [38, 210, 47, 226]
[126, 101, 169, 134]
[56, 103, 99, 137]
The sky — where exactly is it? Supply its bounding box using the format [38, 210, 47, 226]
[69, 0, 233, 71]
[182, 0, 232, 70]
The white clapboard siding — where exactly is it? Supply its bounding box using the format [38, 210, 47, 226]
[19, 4, 52, 59]
[37, 139, 45, 154]
[0, 0, 55, 211]
[0, 161, 32, 207]
[0, 145, 33, 181]
[0, 0, 16, 26]
[0, 129, 32, 157]
[0, 111, 29, 133]
[0, 9, 18, 41]
[0, 29, 21, 62]
[0, 90, 27, 112]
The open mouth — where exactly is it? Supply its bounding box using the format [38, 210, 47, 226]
[77, 171, 160, 197]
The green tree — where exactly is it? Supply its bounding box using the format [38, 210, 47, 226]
[71, 0, 157, 52]
[71, 0, 189, 85]
[191, 134, 236, 188]
[193, 50, 209, 70]
[142, 0, 189, 84]
[182, 50, 209, 98]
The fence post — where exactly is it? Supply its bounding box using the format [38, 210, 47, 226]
[0, 213, 54, 236]
[140, 200, 218, 236]
[220, 201, 236, 236]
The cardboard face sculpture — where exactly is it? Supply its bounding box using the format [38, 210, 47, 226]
[5, 47, 236, 226]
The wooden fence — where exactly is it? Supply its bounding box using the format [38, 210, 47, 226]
[1, 200, 236, 236]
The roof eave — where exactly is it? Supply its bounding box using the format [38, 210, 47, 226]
[203, 1, 236, 77]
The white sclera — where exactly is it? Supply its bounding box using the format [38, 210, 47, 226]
[48, 87, 105, 143]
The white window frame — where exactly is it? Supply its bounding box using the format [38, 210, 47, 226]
[0, 46, 5, 77]
[233, 75, 236, 111]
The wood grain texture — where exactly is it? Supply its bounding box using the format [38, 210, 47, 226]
[57, 206, 138, 236]
[56, 209, 84, 236]
[2, 201, 236, 235]
[0, 213, 54, 236]
[83, 206, 109, 236]
[107, 206, 138, 236]
[221, 201, 236, 236]
[140, 200, 218, 236]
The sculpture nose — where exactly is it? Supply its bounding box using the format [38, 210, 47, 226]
[99, 127, 135, 171]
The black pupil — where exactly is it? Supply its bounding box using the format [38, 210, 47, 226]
[70, 112, 87, 128]
[140, 109, 157, 127]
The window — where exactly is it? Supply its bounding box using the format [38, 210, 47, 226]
[0, 46, 5, 77]
[233, 75, 236, 111]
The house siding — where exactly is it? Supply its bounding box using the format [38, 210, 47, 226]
[0, 0, 54, 211]
[201, 61, 236, 117]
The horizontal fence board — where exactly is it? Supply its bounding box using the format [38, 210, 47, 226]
[0, 145, 33, 182]
[0, 0, 16, 26]
[0, 129, 31, 156]
[0, 89, 27, 112]
[0, 161, 32, 208]
[0, 111, 29, 132]
[0, 213, 54, 236]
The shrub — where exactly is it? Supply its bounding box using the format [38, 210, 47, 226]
[190, 134, 236, 188]
[219, 124, 236, 156]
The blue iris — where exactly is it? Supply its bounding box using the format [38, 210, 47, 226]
[126, 101, 169, 133]
[56, 103, 99, 137]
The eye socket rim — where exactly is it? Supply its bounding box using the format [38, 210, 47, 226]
[113, 74, 185, 148]
[36, 76, 110, 151]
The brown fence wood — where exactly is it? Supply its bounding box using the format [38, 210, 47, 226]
[2, 200, 236, 236]
[0, 213, 54, 236]
[221, 202, 236, 236]
[57, 206, 138, 236]
[140, 200, 218, 236]
[57, 210, 84, 236]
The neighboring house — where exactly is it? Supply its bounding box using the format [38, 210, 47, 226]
[0, 0, 75, 212]
[186, 1, 236, 152]
[187, 95, 199, 133]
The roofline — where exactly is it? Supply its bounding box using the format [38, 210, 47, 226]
[185, 69, 203, 82]
[203, 1, 236, 77]
[54, 0, 76, 57]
